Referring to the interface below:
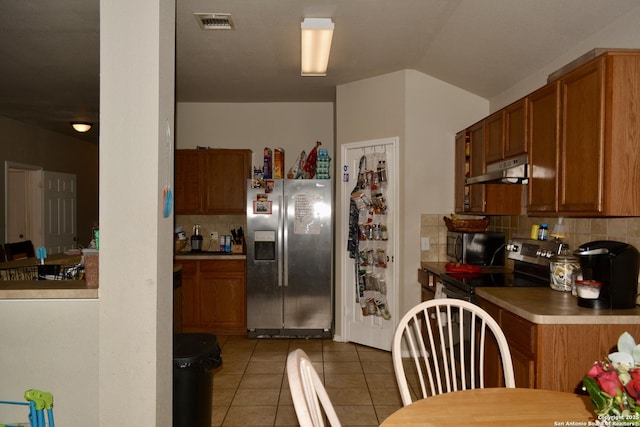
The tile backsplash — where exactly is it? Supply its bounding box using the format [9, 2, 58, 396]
[421, 214, 640, 263]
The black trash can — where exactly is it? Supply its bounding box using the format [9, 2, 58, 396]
[173, 333, 222, 427]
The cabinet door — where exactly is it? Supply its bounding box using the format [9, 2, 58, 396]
[559, 58, 604, 214]
[504, 99, 527, 158]
[528, 82, 560, 213]
[175, 150, 202, 214]
[199, 259, 247, 334]
[485, 111, 504, 164]
[179, 260, 199, 328]
[511, 346, 536, 388]
[201, 150, 251, 214]
[468, 122, 486, 213]
[454, 131, 469, 213]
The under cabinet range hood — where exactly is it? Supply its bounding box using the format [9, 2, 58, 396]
[466, 154, 529, 185]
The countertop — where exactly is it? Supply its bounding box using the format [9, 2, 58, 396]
[477, 287, 640, 324]
[174, 251, 246, 260]
[0, 253, 97, 299]
[0, 281, 98, 299]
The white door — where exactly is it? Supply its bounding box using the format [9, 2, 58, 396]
[6, 164, 44, 246]
[341, 137, 399, 351]
[43, 171, 77, 254]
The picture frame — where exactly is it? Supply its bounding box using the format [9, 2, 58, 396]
[253, 200, 272, 214]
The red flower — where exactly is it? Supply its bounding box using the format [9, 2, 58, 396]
[587, 362, 606, 379]
[627, 369, 640, 403]
[596, 370, 624, 398]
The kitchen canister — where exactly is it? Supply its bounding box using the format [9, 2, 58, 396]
[549, 246, 581, 292]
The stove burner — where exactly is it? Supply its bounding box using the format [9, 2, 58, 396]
[440, 237, 561, 302]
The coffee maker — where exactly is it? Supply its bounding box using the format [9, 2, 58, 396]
[575, 240, 640, 309]
[190, 224, 203, 252]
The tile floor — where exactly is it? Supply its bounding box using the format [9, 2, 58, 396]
[212, 335, 403, 426]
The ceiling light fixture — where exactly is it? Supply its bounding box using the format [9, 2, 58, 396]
[71, 122, 93, 133]
[301, 18, 334, 76]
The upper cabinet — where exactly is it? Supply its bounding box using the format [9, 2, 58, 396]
[485, 98, 528, 164]
[175, 149, 252, 215]
[527, 82, 560, 213]
[457, 49, 640, 217]
[504, 99, 528, 159]
[534, 51, 640, 216]
[454, 121, 523, 215]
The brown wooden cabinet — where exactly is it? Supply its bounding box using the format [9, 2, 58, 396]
[458, 50, 640, 217]
[180, 258, 247, 335]
[175, 150, 202, 214]
[454, 131, 469, 213]
[175, 149, 252, 215]
[529, 52, 640, 216]
[484, 99, 528, 164]
[467, 121, 486, 213]
[527, 82, 560, 213]
[558, 57, 604, 214]
[457, 121, 523, 215]
[485, 111, 504, 164]
[478, 296, 640, 392]
[504, 99, 528, 159]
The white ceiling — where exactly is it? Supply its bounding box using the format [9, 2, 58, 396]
[2, 0, 639, 143]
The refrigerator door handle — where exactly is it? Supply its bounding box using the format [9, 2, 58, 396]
[279, 194, 285, 287]
[282, 194, 288, 287]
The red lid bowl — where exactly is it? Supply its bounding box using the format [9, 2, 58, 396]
[575, 280, 602, 287]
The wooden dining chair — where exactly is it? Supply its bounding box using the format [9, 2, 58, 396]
[286, 348, 342, 427]
[392, 299, 515, 406]
[4, 240, 35, 261]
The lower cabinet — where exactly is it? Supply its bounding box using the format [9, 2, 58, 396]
[180, 258, 247, 335]
[478, 297, 640, 392]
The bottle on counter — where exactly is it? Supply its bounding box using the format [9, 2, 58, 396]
[530, 224, 540, 240]
[538, 223, 549, 240]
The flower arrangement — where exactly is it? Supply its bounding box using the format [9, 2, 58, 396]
[583, 332, 640, 425]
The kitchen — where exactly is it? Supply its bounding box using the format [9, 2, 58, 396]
[2, 1, 640, 426]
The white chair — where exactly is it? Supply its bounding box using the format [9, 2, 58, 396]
[392, 299, 515, 406]
[286, 348, 342, 427]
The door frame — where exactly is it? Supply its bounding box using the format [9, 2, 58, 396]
[4, 161, 44, 246]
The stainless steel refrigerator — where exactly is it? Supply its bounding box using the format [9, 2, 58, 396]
[246, 179, 333, 338]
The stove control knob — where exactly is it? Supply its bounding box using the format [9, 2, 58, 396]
[506, 243, 518, 252]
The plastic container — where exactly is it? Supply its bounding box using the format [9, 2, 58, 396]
[173, 333, 222, 427]
[575, 280, 602, 299]
[530, 224, 540, 240]
[549, 246, 581, 292]
[538, 223, 549, 240]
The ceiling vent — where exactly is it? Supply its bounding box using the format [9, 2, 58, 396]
[194, 13, 235, 30]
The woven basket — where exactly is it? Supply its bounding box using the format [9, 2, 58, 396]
[443, 216, 490, 232]
[174, 239, 188, 254]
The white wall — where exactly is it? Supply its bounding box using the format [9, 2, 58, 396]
[99, 0, 175, 425]
[491, 6, 640, 110]
[336, 71, 407, 337]
[0, 300, 98, 425]
[335, 70, 488, 334]
[176, 102, 334, 173]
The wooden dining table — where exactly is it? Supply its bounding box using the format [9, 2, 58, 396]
[380, 387, 595, 426]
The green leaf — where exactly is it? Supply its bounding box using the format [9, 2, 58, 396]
[618, 332, 636, 355]
[584, 376, 614, 412]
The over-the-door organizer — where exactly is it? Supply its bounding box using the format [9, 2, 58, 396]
[348, 152, 392, 320]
